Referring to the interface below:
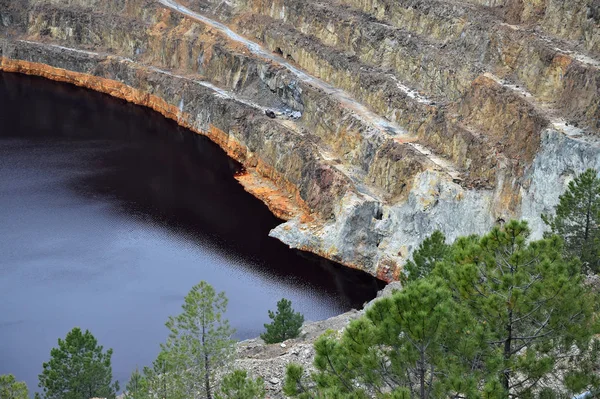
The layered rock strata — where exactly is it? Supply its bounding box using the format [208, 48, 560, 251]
[1, 0, 600, 280]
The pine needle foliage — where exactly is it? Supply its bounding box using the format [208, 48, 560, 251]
[142, 351, 174, 399]
[435, 220, 600, 397]
[285, 278, 497, 399]
[38, 327, 119, 399]
[216, 370, 265, 399]
[285, 221, 600, 399]
[403, 230, 450, 282]
[161, 281, 236, 399]
[261, 298, 304, 344]
[124, 368, 149, 399]
[543, 168, 600, 273]
[0, 374, 29, 399]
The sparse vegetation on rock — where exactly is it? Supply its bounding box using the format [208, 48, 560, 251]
[216, 370, 266, 399]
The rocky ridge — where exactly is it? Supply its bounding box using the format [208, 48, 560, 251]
[233, 282, 402, 398]
[1, 0, 600, 280]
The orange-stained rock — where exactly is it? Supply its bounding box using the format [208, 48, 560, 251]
[0, 56, 311, 226]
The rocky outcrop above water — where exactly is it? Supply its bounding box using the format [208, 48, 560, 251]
[1, 0, 600, 281]
[234, 310, 361, 398]
[233, 281, 402, 398]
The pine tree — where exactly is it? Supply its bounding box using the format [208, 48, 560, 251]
[261, 298, 304, 344]
[143, 351, 174, 399]
[285, 278, 497, 399]
[403, 230, 450, 282]
[161, 281, 236, 399]
[435, 220, 600, 397]
[38, 327, 119, 399]
[543, 168, 600, 273]
[215, 370, 265, 399]
[0, 374, 29, 399]
[283, 364, 312, 399]
[124, 367, 149, 399]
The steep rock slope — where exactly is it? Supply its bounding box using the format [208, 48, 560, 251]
[1, 0, 599, 280]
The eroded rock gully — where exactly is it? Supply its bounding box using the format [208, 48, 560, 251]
[2, 0, 600, 281]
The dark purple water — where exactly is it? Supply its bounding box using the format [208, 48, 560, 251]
[0, 72, 383, 392]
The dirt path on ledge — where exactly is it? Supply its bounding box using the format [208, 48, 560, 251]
[156, 0, 462, 182]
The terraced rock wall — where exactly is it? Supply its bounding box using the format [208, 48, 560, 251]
[1, 0, 599, 281]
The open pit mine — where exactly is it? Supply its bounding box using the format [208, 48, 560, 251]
[2, 0, 600, 281]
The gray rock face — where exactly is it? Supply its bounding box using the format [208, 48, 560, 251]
[522, 130, 600, 238]
[274, 129, 600, 280]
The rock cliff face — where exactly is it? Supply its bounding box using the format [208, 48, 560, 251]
[1, 0, 599, 281]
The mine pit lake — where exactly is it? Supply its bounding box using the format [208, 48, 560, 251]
[0, 72, 383, 391]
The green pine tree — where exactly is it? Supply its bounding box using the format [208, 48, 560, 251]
[285, 278, 497, 399]
[215, 370, 265, 399]
[283, 364, 313, 399]
[0, 374, 29, 399]
[435, 220, 600, 397]
[161, 281, 236, 399]
[403, 230, 450, 282]
[143, 351, 174, 399]
[261, 298, 304, 344]
[38, 327, 119, 399]
[543, 168, 600, 273]
[124, 367, 149, 399]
